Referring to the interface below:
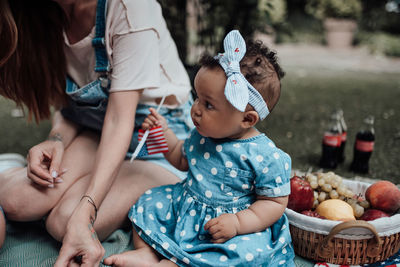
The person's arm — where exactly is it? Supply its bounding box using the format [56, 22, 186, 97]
[204, 195, 288, 243]
[49, 110, 81, 149]
[26, 110, 81, 187]
[84, 90, 141, 208]
[142, 107, 188, 171]
[54, 90, 141, 266]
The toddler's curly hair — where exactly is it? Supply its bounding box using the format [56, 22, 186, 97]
[199, 38, 285, 113]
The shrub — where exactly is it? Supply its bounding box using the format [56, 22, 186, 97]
[357, 32, 400, 58]
[258, 0, 287, 25]
[305, 0, 362, 21]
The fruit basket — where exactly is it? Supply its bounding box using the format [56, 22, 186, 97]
[285, 177, 400, 265]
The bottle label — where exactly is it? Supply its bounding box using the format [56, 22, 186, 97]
[323, 133, 342, 147]
[341, 132, 347, 142]
[356, 140, 374, 152]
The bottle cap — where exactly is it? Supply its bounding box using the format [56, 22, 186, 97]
[364, 115, 374, 125]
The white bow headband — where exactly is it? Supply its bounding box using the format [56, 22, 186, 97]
[216, 30, 270, 120]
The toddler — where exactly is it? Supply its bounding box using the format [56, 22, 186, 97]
[104, 30, 295, 267]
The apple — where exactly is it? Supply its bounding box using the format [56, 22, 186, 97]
[365, 180, 400, 214]
[360, 209, 390, 221]
[288, 175, 314, 212]
[301, 210, 325, 219]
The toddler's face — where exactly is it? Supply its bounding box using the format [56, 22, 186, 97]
[191, 67, 245, 139]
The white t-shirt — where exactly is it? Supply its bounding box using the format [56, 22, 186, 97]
[64, 0, 191, 107]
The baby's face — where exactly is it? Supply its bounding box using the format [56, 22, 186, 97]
[191, 67, 245, 139]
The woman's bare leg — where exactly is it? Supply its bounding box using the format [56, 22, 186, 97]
[155, 260, 179, 267]
[0, 131, 99, 221]
[46, 160, 180, 241]
[102, 229, 160, 267]
[0, 207, 5, 248]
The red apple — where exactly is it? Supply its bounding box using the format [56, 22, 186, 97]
[360, 209, 390, 221]
[301, 210, 326, 219]
[288, 175, 314, 212]
[365, 180, 400, 213]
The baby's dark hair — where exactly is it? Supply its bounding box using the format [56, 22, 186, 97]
[199, 39, 285, 113]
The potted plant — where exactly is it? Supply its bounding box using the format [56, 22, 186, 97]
[306, 0, 362, 49]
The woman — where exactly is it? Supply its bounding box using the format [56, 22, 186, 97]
[0, 0, 192, 265]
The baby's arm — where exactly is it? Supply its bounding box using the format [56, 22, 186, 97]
[204, 195, 288, 243]
[142, 108, 188, 171]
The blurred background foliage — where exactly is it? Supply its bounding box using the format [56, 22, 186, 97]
[158, 0, 400, 60]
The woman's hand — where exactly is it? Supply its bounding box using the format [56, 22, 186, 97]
[54, 199, 105, 267]
[26, 138, 65, 187]
[142, 107, 168, 132]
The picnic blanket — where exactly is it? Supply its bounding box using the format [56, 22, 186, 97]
[0, 220, 398, 266]
[0, 220, 132, 266]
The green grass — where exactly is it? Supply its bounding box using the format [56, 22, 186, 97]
[0, 101, 51, 155]
[1, 68, 399, 184]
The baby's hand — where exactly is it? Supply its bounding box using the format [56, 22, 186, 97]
[142, 108, 168, 132]
[204, 213, 240, 243]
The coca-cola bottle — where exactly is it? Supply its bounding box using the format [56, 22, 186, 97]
[337, 109, 347, 164]
[319, 112, 342, 169]
[350, 116, 375, 174]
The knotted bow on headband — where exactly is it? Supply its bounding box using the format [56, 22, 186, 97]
[216, 30, 270, 120]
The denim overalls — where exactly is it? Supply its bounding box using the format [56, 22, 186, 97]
[61, 0, 192, 178]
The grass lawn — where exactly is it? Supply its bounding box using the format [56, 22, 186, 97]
[1, 68, 399, 184]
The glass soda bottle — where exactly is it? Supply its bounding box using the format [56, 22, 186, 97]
[337, 109, 347, 164]
[319, 112, 342, 169]
[350, 116, 375, 174]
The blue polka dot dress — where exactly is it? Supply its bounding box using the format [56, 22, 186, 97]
[129, 129, 295, 266]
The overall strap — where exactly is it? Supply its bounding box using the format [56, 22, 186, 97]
[92, 0, 110, 74]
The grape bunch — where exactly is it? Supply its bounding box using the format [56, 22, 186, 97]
[305, 172, 370, 218]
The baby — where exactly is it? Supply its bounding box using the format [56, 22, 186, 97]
[104, 30, 295, 267]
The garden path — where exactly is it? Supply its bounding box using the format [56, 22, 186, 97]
[273, 43, 400, 73]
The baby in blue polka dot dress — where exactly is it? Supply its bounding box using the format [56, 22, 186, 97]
[104, 30, 295, 267]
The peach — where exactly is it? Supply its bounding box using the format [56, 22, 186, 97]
[365, 180, 400, 214]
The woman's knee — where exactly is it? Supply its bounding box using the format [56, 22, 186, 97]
[0, 180, 53, 221]
[45, 202, 74, 241]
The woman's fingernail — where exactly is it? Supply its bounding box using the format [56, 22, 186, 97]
[55, 178, 64, 183]
[51, 170, 58, 178]
[48, 184, 54, 188]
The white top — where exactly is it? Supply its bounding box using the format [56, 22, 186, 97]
[64, 0, 191, 107]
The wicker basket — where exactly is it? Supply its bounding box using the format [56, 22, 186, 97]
[285, 178, 400, 265]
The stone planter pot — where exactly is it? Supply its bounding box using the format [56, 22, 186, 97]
[323, 18, 357, 49]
